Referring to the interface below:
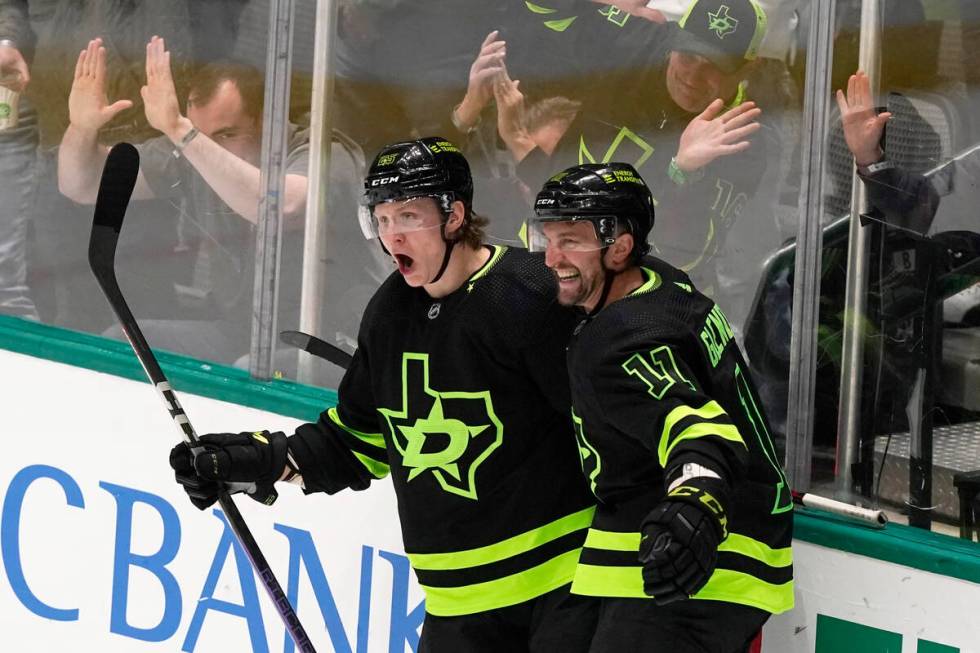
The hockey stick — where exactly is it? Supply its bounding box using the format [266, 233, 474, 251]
[792, 490, 888, 528]
[88, 143, 318, 653]
[280, 329, 353, 370]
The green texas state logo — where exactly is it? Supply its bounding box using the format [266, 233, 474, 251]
[379, 353, 503, 500]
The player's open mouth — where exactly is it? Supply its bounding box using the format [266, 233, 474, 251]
[557, 271, 580, 283]
[394, 254, 414, 274]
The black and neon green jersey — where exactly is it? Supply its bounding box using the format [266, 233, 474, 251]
[288, 245, 595, 616]
[565, 257, 794, 614]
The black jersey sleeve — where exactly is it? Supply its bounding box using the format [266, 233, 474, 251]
[584, 336, 748, 482]
[288, 336, 390, 495]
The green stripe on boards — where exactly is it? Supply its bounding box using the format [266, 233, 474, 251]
[0, 314, 337, 420]
[917, 640, 960, 653]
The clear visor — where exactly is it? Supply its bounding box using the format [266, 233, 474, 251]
[526, 216, 616, 253]
[358, 195, 447, 240]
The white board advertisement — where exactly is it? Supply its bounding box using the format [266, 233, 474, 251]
[0, 349, 977, 652]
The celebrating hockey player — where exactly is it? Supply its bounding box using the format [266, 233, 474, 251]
[527, 162, 794, 652]
[168, 137, 598, 651]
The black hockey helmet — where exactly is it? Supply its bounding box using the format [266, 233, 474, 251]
[360, 137, 474, 285]
[529, 162, 654, 260]
[362, 136, 473, 221]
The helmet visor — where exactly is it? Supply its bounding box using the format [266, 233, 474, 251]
[526, 215, 619, 253]
[358, 195, 448, 240]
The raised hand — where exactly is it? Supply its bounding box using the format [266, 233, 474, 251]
[68, 38, 133, 132]
[494, 70, 536, 162]
[455, 30, 507, 131]
[675, 99, 762, 173]
[141, 35, 185, 139]
[836, 71, 891, 166]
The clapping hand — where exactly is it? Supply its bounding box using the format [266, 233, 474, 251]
[68, 38, 133, 132]
[455, 30, 507, 132]
[141, 35, 185, 140]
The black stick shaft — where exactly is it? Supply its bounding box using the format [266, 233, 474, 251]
[89, 144, 317, 652]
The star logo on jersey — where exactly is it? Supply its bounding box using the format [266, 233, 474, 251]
[707, 5, 739, 39]
[379, 353, 503, 500]
[572, 409, 601, 496]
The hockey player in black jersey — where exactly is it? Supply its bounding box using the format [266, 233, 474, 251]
[527, 162, 793, 653]
[168, 137, 598, 652]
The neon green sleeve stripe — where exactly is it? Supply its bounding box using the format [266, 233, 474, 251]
[409, 506, 595, 570]
[351, 450, 389, 480]
[719, 534, 793, 568]
[421, 550, 580, 616]
[583, 528, 640, 552]
[572, 565, 794, 613]
[328, 407, 385, 449]
[583, 530, 792, 569]
[662, 400, 727, 436]
[659, 421, 746, 467]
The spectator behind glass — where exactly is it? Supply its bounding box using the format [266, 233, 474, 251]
[0, 1, 37, 319]
[466, 0, 775, 295]
[58, 37, 310, 365]
[0, 1, 198, 333]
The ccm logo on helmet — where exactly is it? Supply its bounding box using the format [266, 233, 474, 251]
[536, 198, 555, 206]
[371, 176, 400, 186]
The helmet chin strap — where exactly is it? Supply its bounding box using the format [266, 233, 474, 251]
[429, 235, 456, 284]
[587, 249, 617, 317]
[428, 214, 460, 284]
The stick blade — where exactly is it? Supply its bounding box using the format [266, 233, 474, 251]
[88, 142, 140, 272]
[280, 329, 313, 351]
[279, 330, 354, 370]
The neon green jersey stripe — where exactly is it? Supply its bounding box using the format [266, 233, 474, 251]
[572, 563, 647, 598]
[328, 407, 384, 449]
[583, 530, 792, 568]
[719, 533, 793, 568]
[571, 565, 794, 613]
[693, 569, 794, 614]
[659, 419, 746, 467]
[409, 506, 595, 570]
[351, 450, 389, 479]
[583, 528, 640, 552]
[468, 245, 506, 284]
[662, 400, 727, 438]
[421, 549, 580, 616]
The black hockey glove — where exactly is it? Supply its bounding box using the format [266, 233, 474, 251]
[169, 431, 289, 510]
[638, 477, 730, 605]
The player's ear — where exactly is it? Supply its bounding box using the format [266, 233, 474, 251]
[608, 232, 634, 270]
[445, 200, 466, 238]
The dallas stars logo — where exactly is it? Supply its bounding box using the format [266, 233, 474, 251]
[707, 5, 739, 39]
[572, 410, 601, 496]
[379, 353, 503, 500]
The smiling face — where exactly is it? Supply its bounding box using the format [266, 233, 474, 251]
[539, 220, 610, 311]
[665, 51, 741, 113]
[373, 196, 463, 287]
